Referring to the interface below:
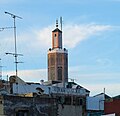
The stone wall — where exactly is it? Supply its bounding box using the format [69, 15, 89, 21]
[1, 95, 57, 116]
[0, 93, 87, 116]
[58, 104, 82, 116]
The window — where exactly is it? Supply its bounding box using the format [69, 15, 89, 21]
[16, 110, 29, 116]
[50, 68, 55, 80]
[0, 101, 2, 104]
[80, 99, 83, 105]
[58, 67, 62, 80]
[64, 96, 71, 105]
[54, 34, 57, 47]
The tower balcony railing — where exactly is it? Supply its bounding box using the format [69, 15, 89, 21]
[48, 48, 68, 54]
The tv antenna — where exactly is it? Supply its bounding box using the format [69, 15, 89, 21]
[5, 11, 23, 77]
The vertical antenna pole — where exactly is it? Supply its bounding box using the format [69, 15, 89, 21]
[104, 88, 105, 99]
[104, 88, 105, 94]
[60, 17, 62, 31]
[13, 16, 18, 77]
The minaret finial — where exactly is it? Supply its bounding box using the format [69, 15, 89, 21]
[56, 19, 58, 28]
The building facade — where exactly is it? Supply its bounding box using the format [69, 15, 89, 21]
[48, 20, 68, 83]
[0, 95, 57, 116]
[104, 96, 120, 116]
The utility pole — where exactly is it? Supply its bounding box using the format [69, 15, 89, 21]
[5, 11, 23, 77]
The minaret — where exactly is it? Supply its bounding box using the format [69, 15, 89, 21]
[48, 19, 68, 83]
[52, 19, 62, 49]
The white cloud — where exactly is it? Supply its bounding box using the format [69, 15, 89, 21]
[5, 69, 47, 83]
[1, 23, 112, 57]
[96, 58, 112, 66]
[69, 66, 120, 84]
[68, 65, 120, 96]
[3, 66, 120, 96]
[24, 23, 112, 51]
[84, 83, 120, 97]
[63, 23, 112, 48]
[34, 26, 53, 49]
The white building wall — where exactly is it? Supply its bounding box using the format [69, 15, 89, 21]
[86, 93, 104, 110]
[13, 83, 89, 96]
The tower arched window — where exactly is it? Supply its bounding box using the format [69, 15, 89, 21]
[58, 67, 62, 80]
[54, 33, 57, 47]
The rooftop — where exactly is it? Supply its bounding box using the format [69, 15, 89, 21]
[52, 28, 62, 33]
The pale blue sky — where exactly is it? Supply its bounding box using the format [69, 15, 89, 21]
[0, 0, 120, 96]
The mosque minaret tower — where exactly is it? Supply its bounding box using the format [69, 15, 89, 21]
[48, 19, 68, 83]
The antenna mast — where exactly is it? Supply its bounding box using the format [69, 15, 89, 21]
[5, 11, 23, 77]
[60, 17, 62, 31]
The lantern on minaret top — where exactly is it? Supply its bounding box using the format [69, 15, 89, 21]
[52, 19, 62, 49]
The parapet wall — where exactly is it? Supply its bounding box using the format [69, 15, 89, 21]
[0, 95, 57, 116]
